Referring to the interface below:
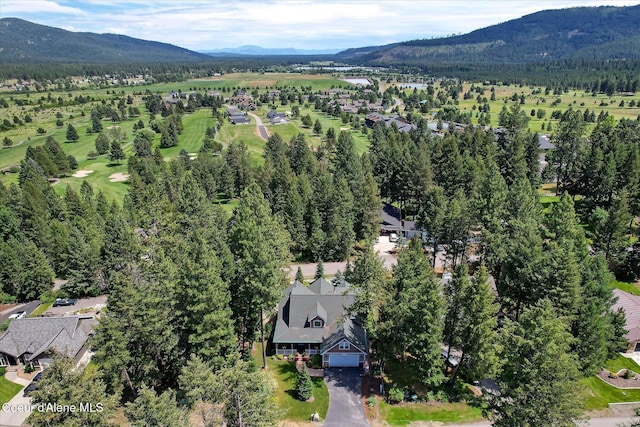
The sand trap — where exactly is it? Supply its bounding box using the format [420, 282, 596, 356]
[72, 169, 94, 178]
[340, 127, 348, 130]
[109, 173, 129, 182]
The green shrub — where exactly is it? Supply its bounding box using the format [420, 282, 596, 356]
[24, 364, 34, 373]
[367, 396, 376, 407]
[308, 354, 322, 369]
[388, 386, 404, 404]
[39, 290, 57, 304]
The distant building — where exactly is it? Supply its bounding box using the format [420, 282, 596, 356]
[365, 113, 416, 133]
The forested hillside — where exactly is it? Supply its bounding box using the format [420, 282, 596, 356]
[0, 18, 211, 63]
[336, 5, 640, 64]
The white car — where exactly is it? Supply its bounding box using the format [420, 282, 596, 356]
[8, 311, 26, 320]
[389, 233, 399, 242]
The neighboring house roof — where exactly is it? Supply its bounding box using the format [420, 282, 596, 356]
[380, 202, 417, 233]
[612, 289, 640, 343]
[538, 134, 555, 151]
[273, 278, 365, 347]
[0, 316, 97, 361]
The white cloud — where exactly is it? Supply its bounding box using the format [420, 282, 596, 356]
[1, 0, 85, 15]
[4, 0, 639, 50]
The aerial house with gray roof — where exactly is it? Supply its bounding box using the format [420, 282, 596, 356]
[273, 277, 368, 368]
[0, 316, 97, 370]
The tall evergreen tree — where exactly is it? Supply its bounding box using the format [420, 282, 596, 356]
[488, 300, 585, 427]
[95, 132, 110, 155]
[229, 183, 291, 366]
[109, 140, 125, 164]
[27, 356, 117, 427]
[66, 123, 79, 141]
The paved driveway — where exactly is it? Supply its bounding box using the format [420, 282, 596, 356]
[324, 368, 369, 427]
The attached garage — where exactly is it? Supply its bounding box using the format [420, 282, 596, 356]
[328, 354, 360, 367]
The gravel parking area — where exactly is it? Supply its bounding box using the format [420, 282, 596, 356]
[43, 295, 107, 316]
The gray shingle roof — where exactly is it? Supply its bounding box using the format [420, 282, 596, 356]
[0, 316, 97, 361]
[321, 317, 367, 354]
[613, 289, 640, 343]
[273, 278, 364, 346]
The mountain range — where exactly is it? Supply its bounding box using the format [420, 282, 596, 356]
[336, 5, 640, 64]
[0, 18, 211, 63]
[2, 4, 640, 64]
[201, 45, 341, 56]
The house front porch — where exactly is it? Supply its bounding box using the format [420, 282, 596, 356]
[275, 343, 321, 357]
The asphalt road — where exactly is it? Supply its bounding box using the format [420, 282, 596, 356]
[324, 368, 369, 427]
[246, 112, 269, 141]
[0, 300, 41, 323]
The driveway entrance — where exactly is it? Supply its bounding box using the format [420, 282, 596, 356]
[323, 368, 369, 427]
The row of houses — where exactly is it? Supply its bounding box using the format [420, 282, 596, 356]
[226, 107, 250, 124]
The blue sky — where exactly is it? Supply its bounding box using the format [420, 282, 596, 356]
[1, 1, 638, 51]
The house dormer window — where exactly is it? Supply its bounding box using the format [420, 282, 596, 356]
[339, 340, 350, 350]
[313, 319, 323, 328]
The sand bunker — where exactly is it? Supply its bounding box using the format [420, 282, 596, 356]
[109, 173, 129, 182]
[72, 170, 94, 178]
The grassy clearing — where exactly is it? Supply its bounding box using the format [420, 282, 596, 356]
[252, 344, 329, 422]
[378, 401, 484, 426]
[377, 359, 484, 425]
[609, 280, 640, 296]
[29, 301, 53, 317]
[604, 354, 640, 374]
[451, 83, 640, 133]
[0, 367, 23, 406]
[581, 376, 640, 410]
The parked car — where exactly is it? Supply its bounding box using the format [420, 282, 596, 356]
[23, 371, 43, 397]
[389, 233, 399, 242]
[8, 311, 26, 319]
[52, 298, 78, 307]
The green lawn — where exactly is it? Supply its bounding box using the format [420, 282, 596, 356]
[604, 354, 640, 374]
[378, 401, 484, 426]
[581, 376, 640, 410]
[0, 367, 23, 406]
[378, 359, 484, 425]
[29, 301, 53, 317]
[253, 345, 329, 422]
[610, 280, 640, 297]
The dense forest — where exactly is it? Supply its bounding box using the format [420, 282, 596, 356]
[1, 77, 639, 424]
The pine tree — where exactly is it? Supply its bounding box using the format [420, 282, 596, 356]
[314, 258, 324, 279]
[313, 118, 322, 135]
[66, 123, 79, 141]
[295, 365, 314, 401]
[489, 300, 585, 427]
[27, 356, 117, 427]
[384, 238, 445, 388]
[92, 114, 103, 133]
[125, 385, 188, 427]
[109, 140, 125, 164]
[229, 183, 291, 366]
[95, 132, 110, 155]
[295, 266, 304, 282]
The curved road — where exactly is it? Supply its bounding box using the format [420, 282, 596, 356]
[246, 112, 269, 141]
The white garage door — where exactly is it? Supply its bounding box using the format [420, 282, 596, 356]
[329, 354, 360, 367]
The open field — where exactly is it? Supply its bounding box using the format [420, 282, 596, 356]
[415, 82, 640, 134]
[3, 73, 640, 203]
